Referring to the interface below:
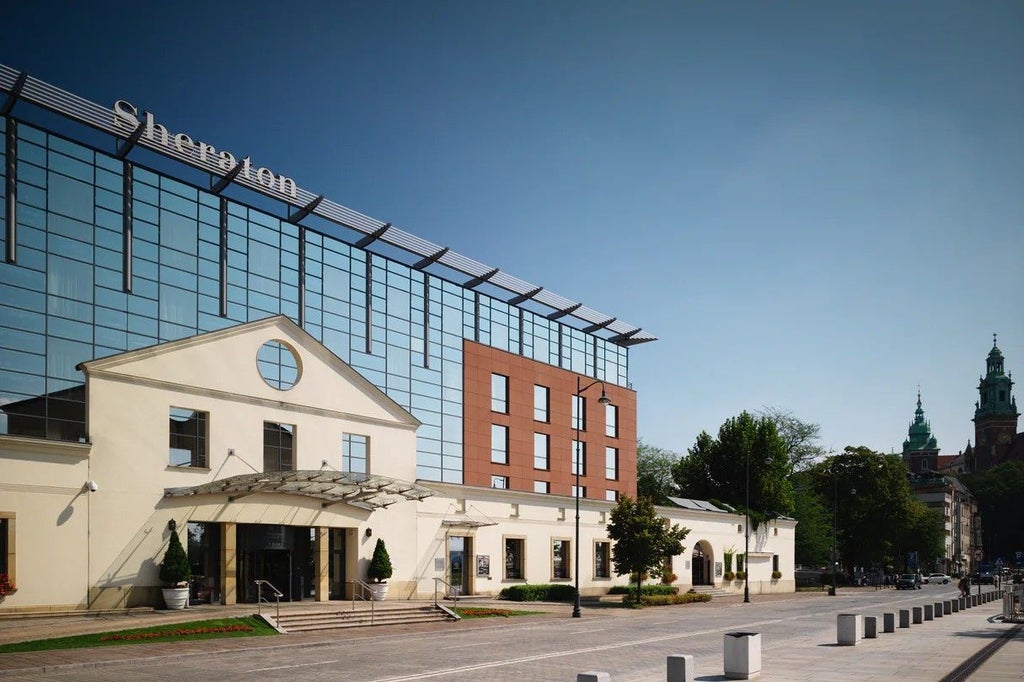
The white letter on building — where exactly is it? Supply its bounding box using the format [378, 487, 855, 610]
[256, 167, 275, 188]
[218, 151, 236, 172]
[277, 176, 297, 198]
[174, 133, 194, 155]
[113, 100, 139, 130]
[198, 142, 216, 163]
[144, 112, 170, 146]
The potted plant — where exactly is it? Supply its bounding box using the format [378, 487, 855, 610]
[772, 570, 782, 581]
[0, 573, 16, 604]
[159, 527, 191, 610]
[367, 538, 393, 600]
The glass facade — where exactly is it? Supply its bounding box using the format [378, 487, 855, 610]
[0, 117, 631, 483]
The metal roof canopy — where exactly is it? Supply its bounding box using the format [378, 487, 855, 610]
[164, 470, 435, 510]
[0, 65, 655, 347]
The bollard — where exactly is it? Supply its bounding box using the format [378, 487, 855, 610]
[912, 606, 922, 624]
[864, 616, 877, 638]
[924, 603, 933, 620]
[943, 600, 952, 615]
[951, 599, 959, 613]
[577, 673, 611, 682]
[883, 613, 895, 633]
[837, 614, 862, 645]
[723, 632, 761, 680]
[963, 596, 971, 609]
[667, 655, 695, 682]
[934, 601, 944, 618]
[899, 609, 910, 628]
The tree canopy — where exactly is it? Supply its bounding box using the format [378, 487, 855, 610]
[636, 439, 680, 504]
[672, 411, 794, 526]
[962, 461, 1024, 564]
[607, 495, 689, 601]
[757, 406, 829, 473]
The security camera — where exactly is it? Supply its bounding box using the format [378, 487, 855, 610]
[86, 480, 99, 493]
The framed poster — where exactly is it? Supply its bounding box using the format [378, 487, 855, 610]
[477, 554, 490, 577]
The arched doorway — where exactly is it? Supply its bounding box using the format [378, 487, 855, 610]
[691, 541, 714, 586]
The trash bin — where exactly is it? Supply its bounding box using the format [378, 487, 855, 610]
[724, 631, 761, 680]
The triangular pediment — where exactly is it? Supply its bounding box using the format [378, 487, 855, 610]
[79, 316, 419, 429]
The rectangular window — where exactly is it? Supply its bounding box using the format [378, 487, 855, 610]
[168, 407, 208, 467]
[552, 539, 570, 579]
[772, 554, 779, 573]
[343, 433, 369, 473]
[571, 485, 587, 498]
[491, 373, 508, 413]
[605, 403, 618, 437]
[737, 554, 745, 573]
[533, 480, 549, 494]
[491, 424, 509, 464]
[491, 475, 509, 489]
[533, 385, 549, 422]
[605, 447, 618, 480]
[533, 432, 549, 470]
[572, 440, 586, 476]
[595, 541, 611, 578]
[571, 394, 585, 431]
[605, 489, 618, 502]
[505, 537, 525, 580]
[263, 421, 295, 472]
[0, 516, 10, 578]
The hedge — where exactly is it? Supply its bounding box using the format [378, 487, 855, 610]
[498, 584, 577, 602]
[623, 592, 712, 606]
[608, 584, 679, 596]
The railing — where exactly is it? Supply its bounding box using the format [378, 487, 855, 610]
[348, 579, 376, 623]
[433, 576, 460, 609]
[253, 580, 283, 621]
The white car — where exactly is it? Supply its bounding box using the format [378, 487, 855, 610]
[926, 573, 951, 584]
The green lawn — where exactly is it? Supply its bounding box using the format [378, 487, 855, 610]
[0, 616, 277, 653]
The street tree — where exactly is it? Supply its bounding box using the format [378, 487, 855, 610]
[673, 411, 794, 527]
[757, 406, 829, 472]
[607, 495, 689, 602]
[636, 439, 680, 504]
[808, 446, 918, 572]
[962, 461, 1024, 564]
[790, 470, 831, 567]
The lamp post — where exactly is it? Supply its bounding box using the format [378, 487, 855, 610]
[831, 470, 855, 595]
[572, 376, 611, 619]
[744, 446, 750, 603]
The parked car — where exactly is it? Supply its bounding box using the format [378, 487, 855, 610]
[927, 573, 951, 584]
[973, 572, 995, 585]
[896, 573, 921, 590]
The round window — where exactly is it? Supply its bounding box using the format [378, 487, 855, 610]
[257, 339, 301, 390]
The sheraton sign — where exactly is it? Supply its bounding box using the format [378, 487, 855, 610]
[113, 99, 297, 199]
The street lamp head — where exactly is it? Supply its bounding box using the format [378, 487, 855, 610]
[598, 389, 611, 405]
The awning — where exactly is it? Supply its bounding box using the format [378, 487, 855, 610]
[164, 470, 435, 510]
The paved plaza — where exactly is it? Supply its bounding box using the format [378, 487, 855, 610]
[0, 588, 1021, 680]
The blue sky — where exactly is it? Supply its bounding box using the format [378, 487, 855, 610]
[3, 1, 1022, 458]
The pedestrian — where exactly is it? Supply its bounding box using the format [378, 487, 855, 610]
[958, 576, 970, 598]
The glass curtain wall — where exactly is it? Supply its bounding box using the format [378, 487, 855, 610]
[0, 118, 630, 483]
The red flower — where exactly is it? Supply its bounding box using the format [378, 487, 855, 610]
[0, 574, 16, 597]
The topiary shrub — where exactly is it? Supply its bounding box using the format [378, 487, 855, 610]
[623, 592, 712, 606]
[368, 538, 393, 583]
[772, 570, 782, 580]
[159, 530, 191, 587]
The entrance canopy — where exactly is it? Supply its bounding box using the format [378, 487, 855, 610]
[165, 470, 435, 510]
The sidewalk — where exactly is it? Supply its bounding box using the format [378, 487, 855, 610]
[0, 594, 1020, 680]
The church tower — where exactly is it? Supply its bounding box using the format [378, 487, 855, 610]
[973, 334, 1019, 470]
[903, 390, 940, 474]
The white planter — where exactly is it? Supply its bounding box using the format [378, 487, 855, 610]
[368, 583, 389, 601]
[162, 586, 189, 610]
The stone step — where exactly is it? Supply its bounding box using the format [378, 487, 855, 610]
[273, 606, 456, 632]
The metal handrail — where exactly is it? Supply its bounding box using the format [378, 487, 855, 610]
[433, 576, 459, 609]
[348, 579, 376, 622]
[253, 579, 283, 621]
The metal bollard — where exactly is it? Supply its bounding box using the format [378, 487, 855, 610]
[899, 609, 910, 628]
[924, 603, 934, 620]
[883, 613, 895, 633]
[577, 673, 611, 682]
[864, 616, 877, 638]
[934, 601, 944, 617]
[912, 606, 922, 624]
